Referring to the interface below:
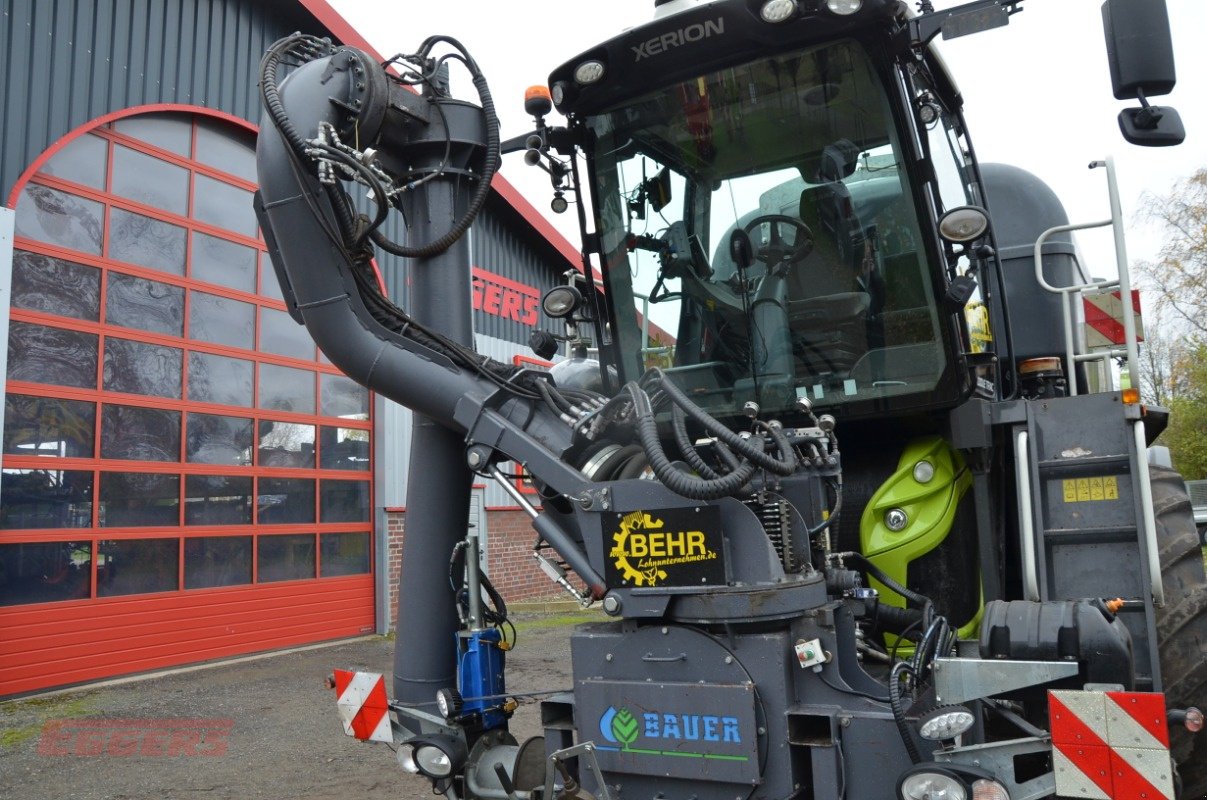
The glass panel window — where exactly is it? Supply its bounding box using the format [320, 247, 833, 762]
[257, 478, 315, 524]
[184, 536, 252, 589]
[321, 480, 370, 523]
[0, 541, 92, 605]
[103, 338, 182, 398]
[0, 469, 93, 530]
[258, 364, 315, 414]
[40, 133, 108, 189]
[186, 413, 253, 465]
[195, 119, 257, 183]
[100, 404, 181, 461]
[7, 321, 98, 389]
[11, 250, 101, 321]
[189, 292, 255, 349]
[185, 475, 252, 525]
[4, 395, 95, 458]
[321, 532, 370, 577]
[319, 427, 370, 471]
[193, 174, 256, 237]
[108, 208, 186, 274]
[320, 373, 369, 419]
[99, 472, 180, 527]
[187, 352, 253, 407]
[111, 144, 189, 215]
[15, 185, 104, 255]
[114, 114, 192, 156]
[105, 272, 184, 336]
[191, 232, 256, 293]
[260, 307, 313, 361]
[258, 420, 315, 468]
[97, 538, 178, 597]
[260, 257, 284, 301]
[257, 534, 315, 583]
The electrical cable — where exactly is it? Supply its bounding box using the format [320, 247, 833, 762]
[890, 661, 922, 764]
[818, 669, 890, 703]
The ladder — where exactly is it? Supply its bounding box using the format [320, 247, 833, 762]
[1012, 391, 1163, 690]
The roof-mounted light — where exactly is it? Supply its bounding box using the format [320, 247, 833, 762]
[825, 0, 863, 15]
[573, 60, 605, 86]
[760, 0, 798, 23]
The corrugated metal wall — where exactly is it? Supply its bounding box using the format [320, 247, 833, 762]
[1, 0, 577, 514]
[0, 0, 318, 203]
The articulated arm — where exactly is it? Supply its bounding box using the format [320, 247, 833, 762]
[254, 36, 579, 479]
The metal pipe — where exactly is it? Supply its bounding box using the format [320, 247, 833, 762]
[1014, 429, 1040, 601]
[1132, 420, 1165, 607]
[1102, 156, 1141, 392]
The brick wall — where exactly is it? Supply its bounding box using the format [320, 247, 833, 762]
[384, 508, 570, 630]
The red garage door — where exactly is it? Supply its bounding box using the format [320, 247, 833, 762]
[0, 108, 375, 696]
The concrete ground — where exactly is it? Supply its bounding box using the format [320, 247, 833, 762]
[0, 611, 591, 800]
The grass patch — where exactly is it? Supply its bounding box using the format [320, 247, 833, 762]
[512, 612, 600, 633]
[0, 695, 97, 750]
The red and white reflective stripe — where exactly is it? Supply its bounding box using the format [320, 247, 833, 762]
[333, 669, 392, 743]
[1049, 690, 1175, 800]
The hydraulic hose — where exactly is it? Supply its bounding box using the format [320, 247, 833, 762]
[835, 551, 933, 620]
[671, 405, 722, 480]
[646, 369, 797, 476]
[627, 383, 758, 500]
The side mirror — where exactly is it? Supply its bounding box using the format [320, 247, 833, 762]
[1101, 0, 1185, 146]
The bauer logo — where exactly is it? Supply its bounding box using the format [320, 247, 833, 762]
[598, 706, 744, 755]
[603, 507, 724, 587]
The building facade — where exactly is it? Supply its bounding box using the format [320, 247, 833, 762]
[0, 0, 577, 696]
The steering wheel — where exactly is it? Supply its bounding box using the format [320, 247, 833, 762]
[742, 214, 813, 269]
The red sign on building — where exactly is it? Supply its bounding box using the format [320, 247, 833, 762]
[472, 267, 540, 326]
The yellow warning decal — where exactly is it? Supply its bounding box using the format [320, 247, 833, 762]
[1062, 476, 1119, 503]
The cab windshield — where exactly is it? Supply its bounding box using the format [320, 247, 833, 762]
[589, 39, 954, 418]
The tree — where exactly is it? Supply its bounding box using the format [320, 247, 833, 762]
[1162, 342, 1207, 481]
[1136, 168, 1207, 340]
[1136, 169, 1207, 478]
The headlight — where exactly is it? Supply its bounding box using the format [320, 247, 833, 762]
[825, 0, 863, 15]
[573, 60, 605, 85]
[542, 285, 583, 318]
[937, 206, 990, 244]
[408, 735, 467, 780]
[760, 0, 798, 23]
[397, 745, 420, 774]
[900, 770, 968, 800]
[885, 508, 909, 532]
[918, 706, 976, 741]
[913, 460, 935, 484]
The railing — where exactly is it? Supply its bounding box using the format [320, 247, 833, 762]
[1031, 156, 1141, 397]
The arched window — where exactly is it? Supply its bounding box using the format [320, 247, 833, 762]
[2, 109, 373, 613]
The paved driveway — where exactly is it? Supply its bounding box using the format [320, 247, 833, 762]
[0, 612, 586, 800]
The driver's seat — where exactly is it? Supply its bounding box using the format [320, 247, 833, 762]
[789, 183, 873, 377]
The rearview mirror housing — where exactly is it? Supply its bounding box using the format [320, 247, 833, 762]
[1101, 0, 1176, 100]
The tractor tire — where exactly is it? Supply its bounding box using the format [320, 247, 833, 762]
[1151, 466, 1207, 800]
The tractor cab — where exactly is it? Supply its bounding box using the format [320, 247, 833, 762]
[549, 1, 986, 423]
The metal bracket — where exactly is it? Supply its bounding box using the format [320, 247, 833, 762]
[543, 741, 613, 800]
[935, 736, 1055, 800]
[933, 658, 1079, 705]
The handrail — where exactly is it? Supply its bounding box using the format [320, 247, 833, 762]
[1133, 420, 1165, 607]
[1014, 429, 1040, 601]
[1031, 156, 1141, 397]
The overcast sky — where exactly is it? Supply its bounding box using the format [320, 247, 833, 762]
[328, 0, 1207, 280]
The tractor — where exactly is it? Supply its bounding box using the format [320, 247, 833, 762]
[253, 1, 1205, 798]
